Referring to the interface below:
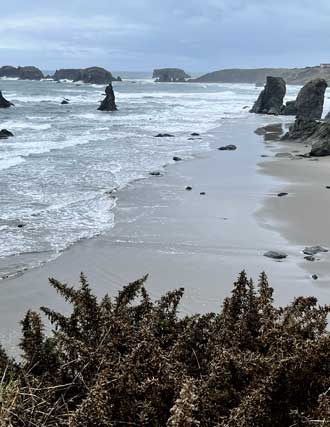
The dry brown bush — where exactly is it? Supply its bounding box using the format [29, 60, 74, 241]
[0, 271, 329, 426]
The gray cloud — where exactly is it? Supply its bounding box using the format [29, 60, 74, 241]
[0, 0, 329, 72]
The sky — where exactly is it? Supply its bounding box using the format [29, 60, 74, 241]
[1, 0, 330, 73]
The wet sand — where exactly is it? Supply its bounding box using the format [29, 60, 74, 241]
[257, 128, 330, 285]
[1, 116, 330, 355]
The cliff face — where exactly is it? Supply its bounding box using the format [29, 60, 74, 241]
[192, 67, 330, 85]
[153, 68, 191, 82]
[53, 67, 119, 84]
[0, 66, 44, 80]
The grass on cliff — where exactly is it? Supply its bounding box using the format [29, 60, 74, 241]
[0, 271, 330, 426]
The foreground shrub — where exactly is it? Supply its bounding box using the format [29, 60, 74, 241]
[0, 271, 330, 426]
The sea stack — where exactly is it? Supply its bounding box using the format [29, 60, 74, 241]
[0, 91, 14, 108]
[98, 84, 117, 111]
[295, 78, 328, 120]
[250, 76, 286, 115]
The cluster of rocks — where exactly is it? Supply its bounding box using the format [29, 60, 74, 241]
[250, 76, 328, 119]
[0, 65, 122, 84]
[252, 76, 330, 156]
[153, 68, 191, 82]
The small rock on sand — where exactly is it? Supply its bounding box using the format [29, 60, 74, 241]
[191, 132, 200, 136]
[173, 156, 182, 161]
[303, 246, 328, 255]
[218, 144, 237, 151]
[154, 133, 175, 138]
[304, 256, 316, 262]
[200, 192, 206, 195]
[275, 152, 293, 159]
[264, 250, 287, 260]
[185, 186, 192, 191]
[312, 274, 319, 280]
[149, 171, 162, 176]
[277, 192, 288, 197]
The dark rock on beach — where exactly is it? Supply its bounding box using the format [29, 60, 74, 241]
[191, 132, 200, 136]
[185, 186, 192, 191]
[264, 250, 287, 260]
[0, 91, 13, 108]
[0, 129, 14, 139]
[250, 76, 286, 115]
[153, 68, 191, 82]
[61, 99, 70, 105]
[295, 78, 328, 120]
[154, 133, 175, 138]
[173, 156, 182, 161]
[149, 171, 162, 176]
[277, 192, 288, 197]
[312, 274, 319, 280]
[218, 144, 237, 151]
[282, 118, 319, 141]
[303, 246, 328, 256]
[98, 84, 117, 111]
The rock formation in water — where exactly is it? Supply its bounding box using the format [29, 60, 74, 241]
[52, 67, 121, 84]
[0, 129, 14, 138]
[98, 84, 117, 111]
[0, 66, 44, 80]
[153, 68, 191, 82]
[294, 78, 328, 120]
[250, 76, 286, 115]
[0, 91, 14, 108]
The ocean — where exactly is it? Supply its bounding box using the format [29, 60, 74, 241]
[0, 76, 308, 278]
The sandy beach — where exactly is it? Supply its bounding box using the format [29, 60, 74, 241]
[2, 115, 330, 354]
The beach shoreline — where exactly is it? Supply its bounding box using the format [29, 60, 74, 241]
[2, 115, 330, 354]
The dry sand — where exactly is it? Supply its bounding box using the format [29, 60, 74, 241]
[1, 116, 330, 354]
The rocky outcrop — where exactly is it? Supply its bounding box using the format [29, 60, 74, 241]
[250, 77, 286, 115]
[153, 68, 191, 82]
[282, 118, 330, 156]
[0, 66, 44, 80]
[295, 78, 328, 120]
[282, 119, 319, 141]
[0, 129, 14, 139]
[53, 67, 120, 84]
[281, 100, 297, 116]
[309, 123, 330, 156]
[0, 91, 13, 108]
[98, 84, 117, 111]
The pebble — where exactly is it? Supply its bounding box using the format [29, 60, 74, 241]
[277, 192, 288, 197]
[185, 186, 192, 191]
[218, 144, 237, 151]
[312, 274, 318, 280]
[303, 246, 328, 256]
[173, 156, 182, 162]
[264, 250, 288, 260]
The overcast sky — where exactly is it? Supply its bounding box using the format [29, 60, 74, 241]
[1, 0, 329, 72]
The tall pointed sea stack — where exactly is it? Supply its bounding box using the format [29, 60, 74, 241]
[250, 76, 286, 115]
[0, 91, 14, 108]
[295, 78, 328, 120]
[98, 84, 117, 111]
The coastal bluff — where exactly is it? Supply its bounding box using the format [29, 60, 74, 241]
[153, 68, 191, 82]
[52, 67, 121, 84]
[192, 66, 330, 85]
[0, 66, 44, 80]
